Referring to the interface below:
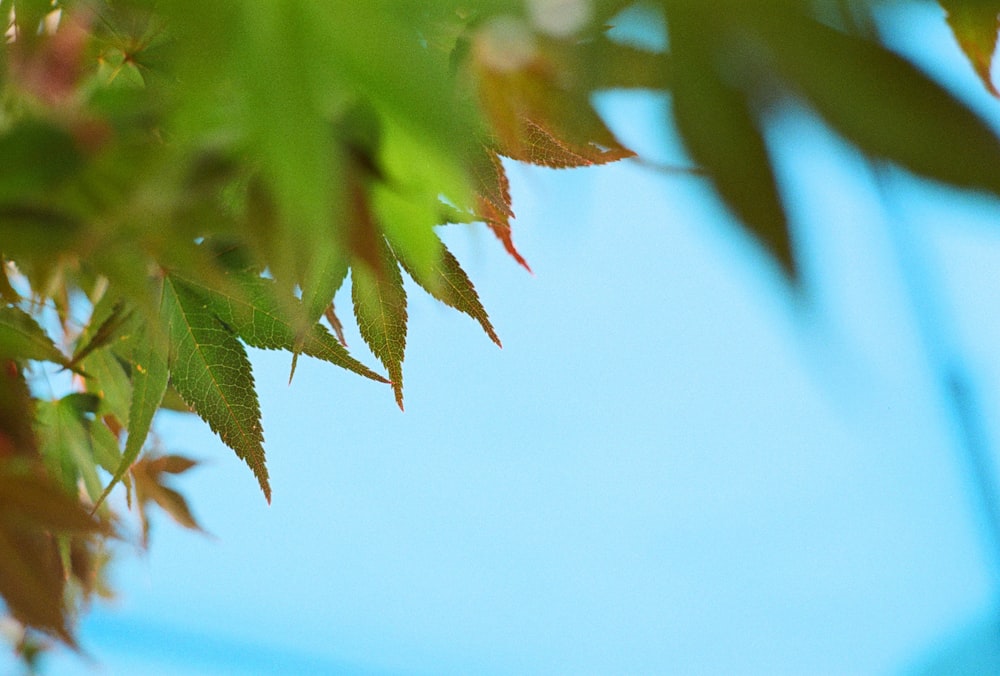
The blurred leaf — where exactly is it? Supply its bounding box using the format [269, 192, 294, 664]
[352, 241, 408, 410]
[36, 396, 103, 503]
[0, 359, 35, 459]
[0, 121, 84, 202]
[0, 306, 73, 370]
[758, 7, 1000, 196]
[0, 263, 20, 304]
[70, 300, 132, 368]
[131, 453, 205, 545]
[667, 6, 795, 278]
[941, 0, 1000, 96]
[0, 464, 107, 646]
[161, 276, 269, 502]
[470, 19, 635, 168]
[81, 347, 132, 426]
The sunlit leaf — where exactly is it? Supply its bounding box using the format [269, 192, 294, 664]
[395, 237, 501, 347]
[472, 147, 531, 272]
[470, 19, 635, 168]
[161, 276, 269, 502]
[352, 241, 408, 410]
[94, 319, 167, 509]
[171, 272, 389, 384]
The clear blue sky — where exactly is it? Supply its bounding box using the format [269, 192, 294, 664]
[14, 3, 1000, 674]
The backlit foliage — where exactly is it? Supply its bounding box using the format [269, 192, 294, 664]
[1, 0, 999, 664]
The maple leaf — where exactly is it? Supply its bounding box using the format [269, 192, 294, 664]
[92, 318, 168, 510]
[0, 358, 36, 460]
[0, 464, 107, 646]
[394, 237, 501, 348]
[469, 145, 533, 272]
[758, 7, 1000, 196]
[668, 7, 795, 279]
[161, 276, 270, 502]
[35, 395, 104, 503]
[130, 453, 205, 547]
[468, 18, 634, 169]
[352, 240, 407, 411]
[169, 271, 388, 384]
[0, 306, 74, 371]
[69, 299, 132, 369]
[940, 1, 1000, 97]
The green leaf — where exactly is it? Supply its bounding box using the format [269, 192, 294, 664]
[36, 397, 103, 503]
[0, 120, 84, 201]
[758, 8, 1000, 196]
[0, 306, 72, 368]
[81, 347, 133, 426]
[171, 272, 389, 384]
[395, 238, 501, 347]
[70, 300, 133, 368]
[352, 242, 408, 410]
[941, 0, 1000, 96]
[94, 320, 167, 509]
[90, 419, 123, 478]
[161, 276, 270, 502]
[667, 6, 795, 278]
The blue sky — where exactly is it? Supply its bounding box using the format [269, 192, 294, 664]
[10, 3, 1000, 674]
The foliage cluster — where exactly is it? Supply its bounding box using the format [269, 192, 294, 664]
[0, 0, 999, 667]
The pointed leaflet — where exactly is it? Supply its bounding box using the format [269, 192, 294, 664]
[170, 271, 388, 383]
[161, 276, 269, 501]
[395, 238, 502, 347]
[35, 396, 104, 503]
[470, 20, 635, 169]
[70, 300, 132, 368]
[0, 466, 105, 647]
[0, 305, 73, 369]
[131, 454, 205, 545]
[754, 6, 1000, 196]
[352, 242, 407, 410]
[940, 1, 1000, 96]
[93, 319, 167, 509]
[0, 358, 36, 458]
[471, 146, 531, 271]
[667, 6, 795, 279]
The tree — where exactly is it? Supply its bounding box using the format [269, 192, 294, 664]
[1, 0, 999, 668]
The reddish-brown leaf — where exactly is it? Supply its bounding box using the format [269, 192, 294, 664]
[0, 464, 106, 646]
[471, 147, 531, 272]
[131, 453, 205, 546]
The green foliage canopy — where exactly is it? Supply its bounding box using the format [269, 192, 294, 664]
[1, 0, 1000, 664]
